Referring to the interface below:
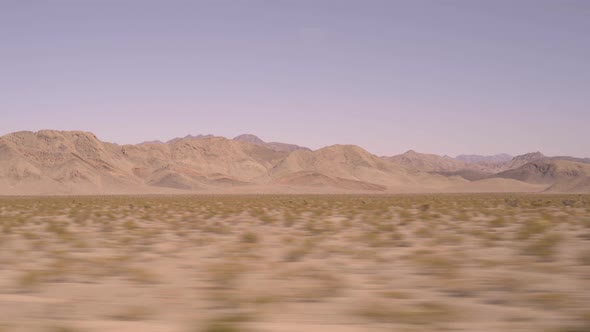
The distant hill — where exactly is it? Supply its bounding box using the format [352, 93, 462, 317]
[383, 150, 498, 180]
[384, 150, 467, 172]
[493, 158, 590, 193]
[384, 149, 590, 191]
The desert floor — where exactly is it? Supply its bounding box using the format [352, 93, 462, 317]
[0, 194, 589, 332]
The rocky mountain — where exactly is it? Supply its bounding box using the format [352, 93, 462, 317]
[0, 130, 406, 194]
[0, 130, 587, 194]
[0, 130, 141, 195]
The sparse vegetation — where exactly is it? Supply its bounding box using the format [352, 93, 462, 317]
[0, 194, 588, 330]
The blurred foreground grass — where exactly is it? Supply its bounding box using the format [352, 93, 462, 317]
[0, 194, 589, 332]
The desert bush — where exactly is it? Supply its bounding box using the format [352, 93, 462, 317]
[240, 231, 259, 244]
[522, 233, 563, 261]
[356, 301, 455, 324]
[516, 219, 550, 240]
[577, 250, 590, 265]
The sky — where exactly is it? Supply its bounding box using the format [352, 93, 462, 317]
[1, 0, 589, 157]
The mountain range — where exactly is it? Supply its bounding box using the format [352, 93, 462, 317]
[0, 130, 588, 195]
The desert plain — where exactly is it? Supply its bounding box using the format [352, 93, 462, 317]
[1, 194, 589, 332]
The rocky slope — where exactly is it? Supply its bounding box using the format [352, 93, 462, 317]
[233, 134, 311, 153]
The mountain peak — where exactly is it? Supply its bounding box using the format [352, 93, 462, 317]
[167, 134, 214, 144]
[138, 140, 165, 145]
[233, 134, 265, 145]
[512, 151, 545, 161]
[507, 151, 546, 169]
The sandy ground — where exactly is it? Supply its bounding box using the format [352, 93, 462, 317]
[0, 194, 589, 332]
[0, 178, 548, 196]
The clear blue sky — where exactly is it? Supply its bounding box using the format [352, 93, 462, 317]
[1, 0, 588, 157]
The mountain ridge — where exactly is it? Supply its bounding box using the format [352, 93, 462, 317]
[455, 153, 513, 164]
[233, 133, 311, 153]
[0, 130, 587, 195]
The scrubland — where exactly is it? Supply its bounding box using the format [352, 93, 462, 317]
[0, 194, 589, 332]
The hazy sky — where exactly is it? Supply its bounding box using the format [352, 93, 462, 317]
[1, 0, 588, 157]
